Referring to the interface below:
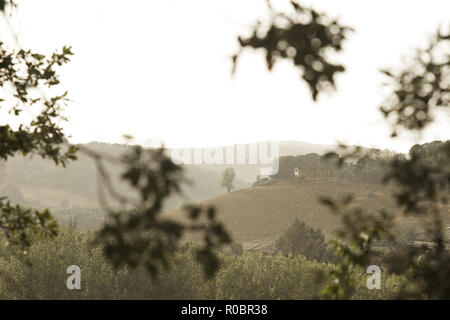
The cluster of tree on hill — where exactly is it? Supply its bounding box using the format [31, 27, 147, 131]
[275, 218, 335, 263]
[409, 140, 450, 168]
[266, 140, 449, 185]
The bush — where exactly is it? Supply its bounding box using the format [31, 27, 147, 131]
[275, 219, 334, 263]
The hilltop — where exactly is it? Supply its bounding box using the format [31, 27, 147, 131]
[0, 139, 343, 210]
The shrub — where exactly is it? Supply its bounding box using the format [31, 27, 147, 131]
[275, 219, 334, 263]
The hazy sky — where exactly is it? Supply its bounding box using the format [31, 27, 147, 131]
[2, 0, 449, 152]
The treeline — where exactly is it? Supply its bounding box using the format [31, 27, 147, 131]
[268, 140, 449, 185]
[269, 150, 392, 184]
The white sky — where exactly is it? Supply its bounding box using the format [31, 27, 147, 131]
[2, 0, 449, 152]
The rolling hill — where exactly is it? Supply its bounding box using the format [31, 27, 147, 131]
[0, 142, 249, 211]
[1, 140, 343, 210]
[166, 178, 399, 244]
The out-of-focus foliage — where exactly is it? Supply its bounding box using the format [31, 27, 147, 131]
[1, 0, 448, 297]
[0, 183, 23, 203]
[0, 33, 75, 250]
[317, 29, 450, 299]
[0, 198, 58, 249]
[93, 146, 231, 278]
[385, 140, 450, 299]
[0, 0, 15, 12]
[380, 29, 449, 136]
[379, 33, 450, 297]
[233, 0, 353, 100]
[318, 195, 392, 299]
[0, 42, 76, 164]
[0, 2, 231, 278]
[275, 218, 334, 263]
[0, 2, 75, 250]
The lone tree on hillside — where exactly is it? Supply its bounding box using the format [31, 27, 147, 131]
[221, 168, 236, 193]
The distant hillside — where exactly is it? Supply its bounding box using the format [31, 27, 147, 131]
[0, 142, 249, 211]
[0, 140, 344, 209]
[167, 178, 399, 244]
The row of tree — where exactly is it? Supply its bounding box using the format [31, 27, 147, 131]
[269, 140, 449, 185]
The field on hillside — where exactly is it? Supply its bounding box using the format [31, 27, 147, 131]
[167, 178, 399, 244]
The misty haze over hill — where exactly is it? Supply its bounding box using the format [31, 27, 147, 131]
[0, 139, 394, 213]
